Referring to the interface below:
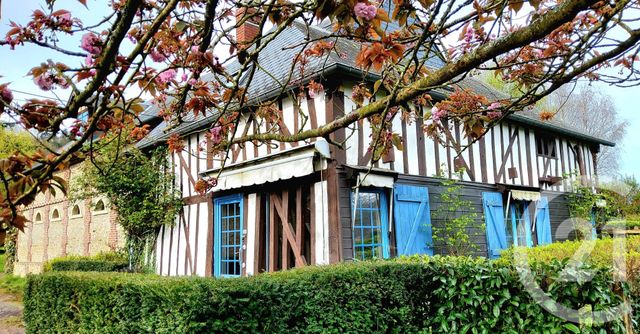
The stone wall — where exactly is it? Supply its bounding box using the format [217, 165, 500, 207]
[14, 164, 125, 276]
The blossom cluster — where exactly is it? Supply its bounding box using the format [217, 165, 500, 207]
[354, 2, 377, 21]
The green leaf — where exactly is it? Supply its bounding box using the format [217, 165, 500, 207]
[562, 324, 580, 334]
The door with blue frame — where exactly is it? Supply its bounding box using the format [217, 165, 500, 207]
[214, 194, 244, 277]
[351, 188, 390, 260]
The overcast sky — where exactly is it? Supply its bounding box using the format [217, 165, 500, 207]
[0, 0, 638, 179]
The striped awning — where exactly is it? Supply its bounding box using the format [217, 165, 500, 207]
[511, 190, 541, 202]
[200, 139, 330, 191]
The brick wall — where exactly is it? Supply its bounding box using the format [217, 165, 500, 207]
[14, 164, 125, 276]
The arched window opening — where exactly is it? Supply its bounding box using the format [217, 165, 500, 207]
[72, 205, 81, 216]
[51, 209, 60, 220]
[94, 199, 105, 212]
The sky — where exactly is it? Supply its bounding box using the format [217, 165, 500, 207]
[0, 0, 638, 179]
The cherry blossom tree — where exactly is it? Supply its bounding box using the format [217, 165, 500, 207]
[1, 0, 640, 228]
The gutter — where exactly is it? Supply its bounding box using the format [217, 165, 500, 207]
[506, 114, 615, 147]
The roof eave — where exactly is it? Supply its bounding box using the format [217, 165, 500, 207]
[506, 114, 615, 147]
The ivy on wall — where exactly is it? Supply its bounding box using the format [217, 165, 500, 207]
[74, 140, 182, 272]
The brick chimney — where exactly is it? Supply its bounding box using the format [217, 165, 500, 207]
[236, 7, 261, 49]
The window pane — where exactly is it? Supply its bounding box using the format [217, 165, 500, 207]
[219, 201, 242, 276]
[352, 191, 385, 260]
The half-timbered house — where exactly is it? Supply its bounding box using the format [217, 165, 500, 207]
[139, 14, 614, 277]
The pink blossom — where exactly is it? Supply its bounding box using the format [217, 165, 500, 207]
[188, 78, 198, 86]
[487, 111, 501, 119]
[81, 32, 102, 55]
[209, 126, 223, 144]
[156, 69, 176, 84]
[487, 102, 502, 119]
[0, 86, 13, 104]
[190, 46, 201, 55]
[57, 12, 73, 28]
[181, 73, 188, 82]
[464, 26, 475, 43]
[69, 120, 84, 138]
[34, 74, 55, 91]
[150, 50, 166, 62]
[85, 55, 95, 67]
[431, 106, 447, 122]
[354, 2, 377, 20]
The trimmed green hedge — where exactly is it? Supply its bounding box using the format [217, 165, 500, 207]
[25, 256, 629, 333]
[43, 252, 128, 273]
[498, 236, 640, 269]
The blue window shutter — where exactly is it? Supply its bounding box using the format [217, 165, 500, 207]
[535, 197, 552, 245]
[393, 184, 433, 256]
[483, 192, 508, 259]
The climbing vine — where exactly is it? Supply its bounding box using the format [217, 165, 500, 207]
[3, 227, 17, 274]
[566, 180, 623, 239]
[431, 171, 483, 256]
[74, 144, 182, 272]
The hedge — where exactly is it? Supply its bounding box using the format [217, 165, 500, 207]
[25, 256, 629, 333]
[498, 236, 640, 281]
[43, 252, 128, 273]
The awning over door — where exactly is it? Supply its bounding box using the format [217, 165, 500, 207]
[510, 190, 541, 202]
[357, 173, 395, 188]
[200, 139, 330, 191]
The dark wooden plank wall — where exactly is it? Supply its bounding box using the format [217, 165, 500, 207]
[339, 173, 578, 259]
[396, 175, 494, 257]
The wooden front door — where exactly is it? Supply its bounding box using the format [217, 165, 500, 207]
[254, 184, 313, 273]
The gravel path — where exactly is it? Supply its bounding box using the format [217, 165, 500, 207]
[0, 290, 24, 334]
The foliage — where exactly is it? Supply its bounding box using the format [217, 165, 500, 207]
[43, 252, 128, 273]
[1, 0, 640, 227]
[614, 175, 640, 217]
[24, 256, 631, 333]
[566, 183, 623, 239]
[499, 236, 640, 326]
[74, 146, 181, 272]
[431, 175, 482, 256]
[3, 228, 17, 274]
[0, 273, 27, 301]
[498, 236, 640, 278]
[0, 126, 39, 159]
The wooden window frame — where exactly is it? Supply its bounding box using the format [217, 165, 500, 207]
[214, 194, 244, 278]
[350, 188, 390, 260]
[535, 134, 558, 159]
[509, 200, 533, 247]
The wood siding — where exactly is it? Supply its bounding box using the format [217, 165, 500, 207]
[342, 84, 598, 192]
[157, 85, 601, 276]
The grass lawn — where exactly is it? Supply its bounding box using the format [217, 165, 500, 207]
[0, 252, 26, 301]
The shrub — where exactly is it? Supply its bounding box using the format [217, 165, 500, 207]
[497, 237, 640, 281]
[25, 256, 629, 333]
[43, 252, 128, 273]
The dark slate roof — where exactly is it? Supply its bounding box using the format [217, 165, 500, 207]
[137, 19, 613, 149]
[137, 20, 444, 148]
